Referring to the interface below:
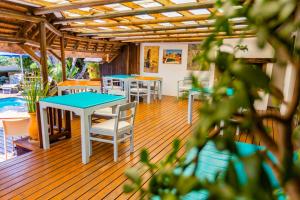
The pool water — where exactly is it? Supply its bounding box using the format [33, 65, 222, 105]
[0, 98, 27, 112]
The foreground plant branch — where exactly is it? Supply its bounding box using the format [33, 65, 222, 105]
[124, 1, 300, 199]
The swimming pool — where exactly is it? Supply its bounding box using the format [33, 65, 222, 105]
[0, 97, 27, 112]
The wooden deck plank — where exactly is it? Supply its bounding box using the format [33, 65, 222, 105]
[19, 99, 191, 199]
[83, 108, 197, 199]
[35, 100, 198, 199]
[5, 98, 181, 199]
[0, 97, 278, 200]
[100, 122, 193, 200]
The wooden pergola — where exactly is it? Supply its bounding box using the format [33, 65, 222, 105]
[0, 0, 253, 83]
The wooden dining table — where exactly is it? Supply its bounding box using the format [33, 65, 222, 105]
[57, 80, 101, 95]
[103, 75, 163, 104]
[39, 92, 126, 164]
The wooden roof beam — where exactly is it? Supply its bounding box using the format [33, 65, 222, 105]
[121, 35, 256, 43]
[45, 22, 62, 37]
[48, 49, 61, 61]
[0, 22, 19, 29]
[2, 0, 40, 9]
[0, 1, 30, 12]
[33, 0, 136, 15]
[78, 21, 247, 36]
[0, 8, 42, 23]
[0, 35, 26, 43]
[54, 1, 215, 24]
[92, 26, 249, 38]
[0, 8, 62, 37]
[18, 44, 41, 63]
[60, 14, 214, 30]
[64, 35, 124, 45]
[110, 31, 255, 41]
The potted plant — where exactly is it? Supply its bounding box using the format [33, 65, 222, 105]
[22, 74, 48, 141]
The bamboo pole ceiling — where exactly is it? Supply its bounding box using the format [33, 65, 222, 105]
[6, 0, 252, 44]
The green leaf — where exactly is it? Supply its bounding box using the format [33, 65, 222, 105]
[125, 168, 141, 185]
[172, 139, 180, 152]
[140, 149, 150, 164]
[230, 63, 270, 90]
[215, 51, 234, 72]
[123, 184, 135, 193]
[176, 176, 200, 195]
[161, 192, 178, 200]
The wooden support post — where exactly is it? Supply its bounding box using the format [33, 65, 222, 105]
[60, 35, 67, 81]
[39, 21, 48, 86]
[126, 45, 129, 75]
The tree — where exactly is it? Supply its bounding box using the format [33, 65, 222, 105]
[124, 0, 300, 199]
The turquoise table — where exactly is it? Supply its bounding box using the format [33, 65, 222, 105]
[104, 74, 135, 79]
[153, 142, 284, 200]
[182, 141, 284, 200]
[39, 92, 126, 164]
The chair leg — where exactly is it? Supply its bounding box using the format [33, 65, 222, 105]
[220, 121, 224, 136]
[130, 130, 134, 153]
[89, 140, 92, 156]
[236, 126, 240, 136]
[4, 136, 7, 160]
[113, 137, 118, 162]
[120, 133, 125, 143]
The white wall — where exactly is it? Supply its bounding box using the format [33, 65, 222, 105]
[222, 38, 274, 58]
[140, 43, 192, 96]
[140, 38, 275, 97]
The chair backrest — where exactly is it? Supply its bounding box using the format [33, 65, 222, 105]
[69, 88, 87, 94]
[114, 102, 137, 131]
[103, 77, 124, 91]
[103, 77, 113, 89]
[108, 89, 127, 97]
[2, 118, 30, 137]
[129, 80, 147, 91]
[198, 72, 211, 87]
[183, 77, 192, 85]
[184, 76, 192, 81]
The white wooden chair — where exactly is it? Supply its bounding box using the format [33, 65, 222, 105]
[150, 81, 160, 100]
[129, 80, 148, 103]
[177, 77, 192, 99]
[93, 107, 114, 118]
[102, 77, 122, 93]
[89, 102, 137, 162]
[2, 118, 30, 160]
[93, 88, 128, 119]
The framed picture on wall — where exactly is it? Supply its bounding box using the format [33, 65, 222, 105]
[162, 49, 182, 64]
[187, 44, 201, 70]
[144, 46, 159, 73]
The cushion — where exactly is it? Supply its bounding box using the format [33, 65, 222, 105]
[130, 88, 148, 93]
[93, 107, 113, 117]
[90, 119, 130, 134]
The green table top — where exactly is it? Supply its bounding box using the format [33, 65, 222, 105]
[153, 141, 285, 200]
[40, 92, 125, 109]
[104, 74, 134, 79]
[191, 87, 234, 96]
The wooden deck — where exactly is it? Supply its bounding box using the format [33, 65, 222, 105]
[0, 96, 278, 199]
